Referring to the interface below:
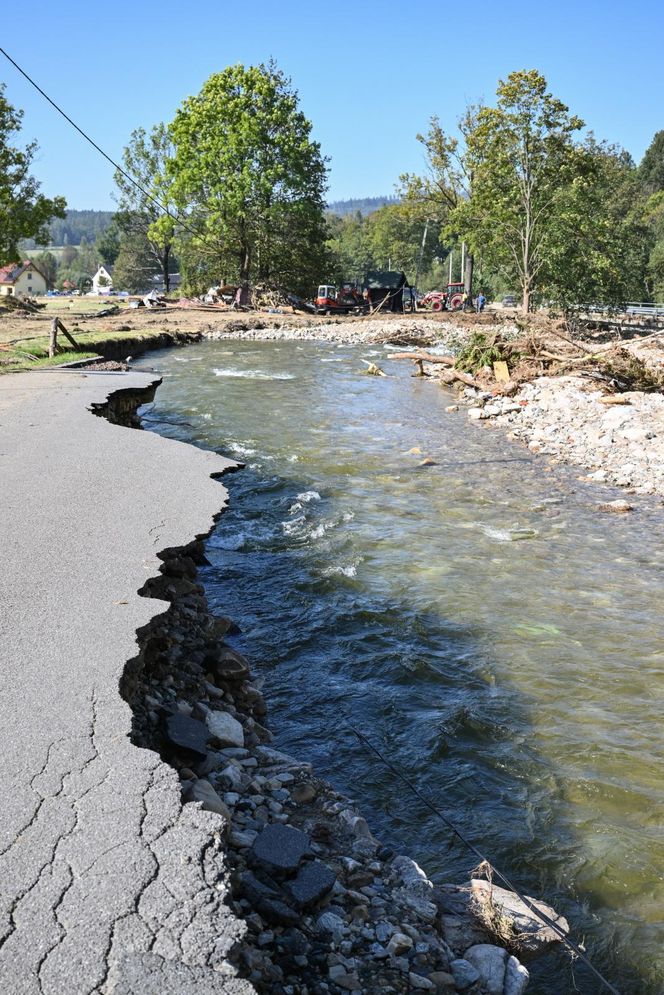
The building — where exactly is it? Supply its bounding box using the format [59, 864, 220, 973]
[92, 264, 114, 293]
[0, 260, 49, 297]
[364, 270, 410, 313]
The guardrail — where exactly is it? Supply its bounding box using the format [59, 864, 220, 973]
[573, 302, 664, 319]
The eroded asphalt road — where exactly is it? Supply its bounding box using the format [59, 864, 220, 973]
[0, 370, 253, 994]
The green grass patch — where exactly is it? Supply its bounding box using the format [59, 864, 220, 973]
[0, 326, 185, 375]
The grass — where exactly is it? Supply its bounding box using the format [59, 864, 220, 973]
[0, 326, 177, 375]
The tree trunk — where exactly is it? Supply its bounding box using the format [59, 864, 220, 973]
[522, 286, 531, 312]
[240, 242, 251, 285]
[163, 244, 170, 295]
[464, 252, 474, 303]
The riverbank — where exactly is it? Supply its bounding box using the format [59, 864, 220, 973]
[131, 538, 566, 995]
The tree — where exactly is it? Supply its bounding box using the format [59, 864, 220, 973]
[169, 62, 328, 294]
[31, 251, 58, 288]
[113, 229, 158, 293]
[639, 131, 664, 197]
[455, 70, 586, 311]
[114, 124, 176, 291]
[96, 221, 121, 266]
[0, 84, 66, 263]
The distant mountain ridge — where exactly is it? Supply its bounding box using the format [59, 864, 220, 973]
[20, 200, 396, 249]
[326, 196, 398, 217]
[20, 209, 115, 248]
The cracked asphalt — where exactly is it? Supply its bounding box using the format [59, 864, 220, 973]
[0, 370, 255, 994]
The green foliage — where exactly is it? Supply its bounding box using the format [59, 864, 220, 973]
[113, 229, 157, 293]
[408, 69, 652, 311]
[169, 61, 328, 295]
[639, 131, 664, 197]
[114, 124, 177, 291]
[327, 196, 398, 216]
[31, 251, 58, 287]
[0, 84, 66, 263]
[455, 332, 516, 373]
[96, 222, 121, 266]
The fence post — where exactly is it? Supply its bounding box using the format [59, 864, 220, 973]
[49, 318, 58, 357]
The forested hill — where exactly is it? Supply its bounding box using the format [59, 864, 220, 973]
[20, 210, 115, 247]
[327, 196, 398, 216]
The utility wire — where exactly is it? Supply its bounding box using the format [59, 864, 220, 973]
[346, 721, 622, 995]
[0, 46, 220, 254]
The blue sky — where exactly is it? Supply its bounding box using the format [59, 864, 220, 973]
[1, 0, 662, 210]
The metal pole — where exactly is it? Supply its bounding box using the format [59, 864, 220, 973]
[415, 219, 429, 291]
[461, 242, 465, 284]
[448, 251, 453, 284]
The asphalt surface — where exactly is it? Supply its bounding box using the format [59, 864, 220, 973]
[0, 370, 254, 994]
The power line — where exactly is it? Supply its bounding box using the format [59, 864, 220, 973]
[346, 721, 622, 995]
[0, 46, 220, 254]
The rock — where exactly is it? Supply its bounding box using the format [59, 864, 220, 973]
[208, 645, 251, 682]
[444, 878, 569, 960]
[449, 959, 480, 989]
[392, 855, 434, 900]
[285, 860, 336, 908]
[599, 499, 632, 513]
[334, 974, 361, 991]
[587, 469, 608, 482]
[464, 944, 507, 995]
[409, 973, 434, 990]
[163, 713, 209, 759]
[250, 823, 311, 875]
[239, 871, 300, 926]
[468, 407, 487, 420]
[316, 911, 346, 943]
[386, 932, 413, 956]
[445, 405, 459, 413]
[291, 782, 317, 804]
[428, 971, 456, 990]
[504, 955, 530, 995]
[466, 879, 569, 958]
[419, 457, 438, 466]
[183, 779, 231, 821]
[206, 709, 245, 747]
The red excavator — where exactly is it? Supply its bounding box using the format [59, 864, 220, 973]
[315, 284, 366, 315]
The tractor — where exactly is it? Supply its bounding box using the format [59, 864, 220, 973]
[421, 282, 466, 312]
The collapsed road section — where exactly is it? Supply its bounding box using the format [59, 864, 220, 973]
[0, 369, 253, 995]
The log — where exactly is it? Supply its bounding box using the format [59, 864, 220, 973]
[387, 351, 455, 365]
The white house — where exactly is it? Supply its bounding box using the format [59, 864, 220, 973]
[0, 260, 48, 296]
[92, 264, 113, 293]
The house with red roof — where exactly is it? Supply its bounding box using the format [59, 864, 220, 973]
[0, 260, 49, 297]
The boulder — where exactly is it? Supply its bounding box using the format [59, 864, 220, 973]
[438, 879, 568, 960]
[464, 944, 506, 995]
[449, 959, 480, 990]
[504, 955, 530, 995]
[285, 860, 336, 908]
[163, 713, 209, 759]
[205, 710, 245, 747]
[208, 645, 251, 682]
[183, 779, 231, 824]
[250, 823, 311, 876]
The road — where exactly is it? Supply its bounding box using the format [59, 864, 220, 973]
[0, 369, 253, 994]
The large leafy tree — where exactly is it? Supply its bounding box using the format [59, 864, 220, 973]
[456, 70, 585, 311]
[0, 84, 65, 263]
[169, 62, 328, 294]
[114, 123, 176, 291]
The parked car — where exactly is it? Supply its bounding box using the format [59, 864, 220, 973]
[502, 294, 517, 307]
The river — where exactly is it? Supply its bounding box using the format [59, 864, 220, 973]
[136, 338, 664, 994]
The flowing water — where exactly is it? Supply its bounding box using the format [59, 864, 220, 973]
[137, 339, 664, 994]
